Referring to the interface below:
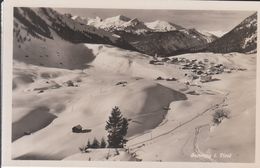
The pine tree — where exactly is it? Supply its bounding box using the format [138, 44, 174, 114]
[121, 118, 129, 146]
[121, 118, 129, 136]
[105, 106, 129, 148]
[91, 138, 100, 148]
[87, 139, 91, 148]
[100, 137, 107, 148]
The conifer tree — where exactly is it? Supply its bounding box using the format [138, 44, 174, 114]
[91, 137, 100, 149]
[87, 139, 91, 148]
[105, 106, 129, 148]
[121, 118, 129, 145]
[121, 118, 129, 137]
[100, 137, 107, 148]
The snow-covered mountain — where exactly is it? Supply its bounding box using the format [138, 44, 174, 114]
[87, 15, 151, 34]
[71, 15, 89, 25]
[13, 7, 256, 64]
[13, 7, 136, 69]
[14, 8, 129, 44]
[16, 7, 255, 60]
[207, 12, 257, 53]
[78, 14, 216, 41]
[14, 8, 218, 58]
[111, 27, 218, 56]
[67, 14, 218, 56]
[195, 30, 218, 43]
[145, 20, 183, 32]
[76, 15, 217, 56]
[130, 32, 210, 56]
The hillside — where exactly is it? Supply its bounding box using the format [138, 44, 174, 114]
[207, 12, 257, 53]
[12, 44, 256, 162]
[13, 7, 136, 69]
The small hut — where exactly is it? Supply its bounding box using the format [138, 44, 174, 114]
[196, 70, 204, 75]
[200, 75, 212, 83]
[170, 58, 178, 64]
[166, 77, 177, 81]
[116, 81, 127, 85]
[156, 76, 164, 80]
[72, 125, 83, 133]
[66, 80, 74, 87]
[161, 57, 171, 62]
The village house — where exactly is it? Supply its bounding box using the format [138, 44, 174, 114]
[200, 74, 212, 83]
[72, 125, 83, 133]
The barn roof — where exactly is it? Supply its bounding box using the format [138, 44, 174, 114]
[73, 125, 82, 129]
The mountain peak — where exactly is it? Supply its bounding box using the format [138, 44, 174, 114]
[207, 12, 257, 53]
[154, 20, 169, 24]
[127, 18, 142, 26]
[145, 20, 182, 32]
[235, 12, 257, 31]
[130, 18, 140, 22]
[107, 15, 131, 22]
[71, 15, 79, 20]
[197, 30, 217, 38]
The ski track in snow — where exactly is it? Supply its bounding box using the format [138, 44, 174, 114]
[192, 124, 213, 161]
[127, 92, 228, 148]
[191, 92, 230, 162]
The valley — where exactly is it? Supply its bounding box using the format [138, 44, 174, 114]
[11, 7, 257, 162]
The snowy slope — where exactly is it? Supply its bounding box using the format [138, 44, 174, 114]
[13, 18, 95, 69]
[13, 7, 138, 69]
[195, 30, 218, 43]
[12, 42, 256, 162]
[145, 20, 183, 32]
[12, 44, 187, 159]
[63, 149, 136, 161]
[14, 7, 135, 53]
[71, 15, 89, 25]
[88, 15, 151, 34]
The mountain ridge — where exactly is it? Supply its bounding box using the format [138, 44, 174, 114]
[206, 12, 257, 53]
[13, 7, 256, 62]
[75, 14, 218, 56]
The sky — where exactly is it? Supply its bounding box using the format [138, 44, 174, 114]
[55, 8, 255, 37]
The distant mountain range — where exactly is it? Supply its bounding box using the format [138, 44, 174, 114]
[71, 12, 257, 55]
[13, 7, 257, 64]
[71, 14, 218, 56]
